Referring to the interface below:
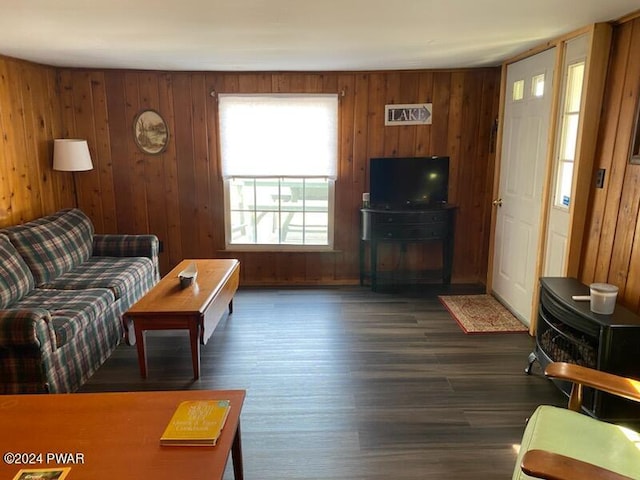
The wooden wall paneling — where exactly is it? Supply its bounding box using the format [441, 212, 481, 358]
[303, 74, 323, 93]
[445, 71, 465, 277]
[620, 66, 640, 306]
[171, 73, 200, 259]
[58, 70, 84, 212]
[69, 72, 104, 225]
[47, 69, 71, 210]
[353, 73, 370, 193]
[221, 73, 240, 94]
[382, 72, 401, 156]
[273, 72, 305, 93]
[255, 250, 278, 286]
[157, 73, 183, 273]
[597, 22, 639, 286]
[469, 70, 494, 280]
[0, 58, 68, 227]
[54, 70, 79, 211]
[396, 72, 420, 157]
[5, 60, 37, 224]
[189, 73, 216, 259]
[335, 73, 357, 280]
[430, 72, 452, 156]
[27, 66, 57, 217]
[88, 71, 117, 233]
[238, 73, 271, 93]
[273, 251, 301, 283]
[136, 72, 171, 273]
[271, 73, 286, 92]
[593, 24, 635, 283]
[104, 71, 136, 233]
[0, 58, 19, 224]
[459, 70, 485, 280]
[414, 72, 434, 156]
[360, 73, 382, 285]
[479, 71, 501, 278]
[288, 73, 306, 93]
[621, 162, 640, 309]
[304, 252, 323, 283]
[350, 73, 370, 279]
[307, 252, 339, 283]
[608, 21, 640, 297]
[16, 63, 44, 219]
[125, 73, 151, 233]
[581, 23, 633, 280]
[321, 74, 338, 95]
[365, 73, 386, 162]
[447, 71, 465, 205]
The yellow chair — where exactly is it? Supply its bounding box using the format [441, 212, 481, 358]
[514, 362, 640, 480]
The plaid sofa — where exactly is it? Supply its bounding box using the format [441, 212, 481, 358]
[0, 208, 159, 394]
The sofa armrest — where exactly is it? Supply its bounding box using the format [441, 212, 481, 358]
[545, 362, 640, 411]
[93, 234, 159, 259]
[93, 234, 160, 281]
[0, 308, 56, 349]
[521, 449, 635, 480]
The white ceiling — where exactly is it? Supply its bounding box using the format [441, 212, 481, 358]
[0, 0, 638, 72]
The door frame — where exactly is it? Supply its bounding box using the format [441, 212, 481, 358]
[486, 23, 612, 334]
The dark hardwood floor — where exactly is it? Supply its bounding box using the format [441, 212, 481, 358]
[81, 286, 566, 479]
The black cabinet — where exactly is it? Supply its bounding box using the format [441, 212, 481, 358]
[528, 277, 640, 422]
[359, 207, 455, 291]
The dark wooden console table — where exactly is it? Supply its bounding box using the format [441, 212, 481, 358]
[359, 206, 456, 291]
[528, 277, 640, 422]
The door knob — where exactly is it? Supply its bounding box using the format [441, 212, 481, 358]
[492, 198, 503, 207]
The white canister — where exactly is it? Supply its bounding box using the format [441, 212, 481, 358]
[589, 283, 619, 314]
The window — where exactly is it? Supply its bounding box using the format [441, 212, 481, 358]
[512, 80, 524, 101]
[218, 94, 338, 249]
[531, 74, 545, 97]
[554, 62, 585, 208]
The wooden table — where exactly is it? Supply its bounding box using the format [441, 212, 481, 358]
[0, 389, 246, 480]
[126, 259, 240, 379]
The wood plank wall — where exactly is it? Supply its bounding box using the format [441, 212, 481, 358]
[54, 69, 501, 284]
[581, 15, 640, 311]
[0, 56, 72, 224]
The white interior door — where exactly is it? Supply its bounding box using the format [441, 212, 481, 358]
[492, 48, 556, 325]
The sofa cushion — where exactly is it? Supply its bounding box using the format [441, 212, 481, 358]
[1, 209, 94, 286]
[0, 234, 35, 308]
[13, 288, 114, 348]
[513, 405, 640, 479]
[40, 256, 156, 300]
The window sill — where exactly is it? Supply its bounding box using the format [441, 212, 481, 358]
[221, 246, 341, 253]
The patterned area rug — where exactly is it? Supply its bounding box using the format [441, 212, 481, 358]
[438, 294, 528, 334]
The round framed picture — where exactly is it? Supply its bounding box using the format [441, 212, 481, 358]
[133, 109, 169, 154]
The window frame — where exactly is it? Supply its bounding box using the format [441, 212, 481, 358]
[218, 93, 339, 252]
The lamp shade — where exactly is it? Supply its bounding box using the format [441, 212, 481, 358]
[53, 139, 93, 171]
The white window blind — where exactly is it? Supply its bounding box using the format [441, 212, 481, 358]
[219, 94, 338, 179]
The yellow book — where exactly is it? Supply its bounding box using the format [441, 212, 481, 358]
[160, 399, 231, 446]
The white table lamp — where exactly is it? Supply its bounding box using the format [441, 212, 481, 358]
[53, 139, 93, 171]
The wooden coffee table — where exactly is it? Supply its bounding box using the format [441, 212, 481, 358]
[0, 389, 246, 480]
[126, 259, 240, 379]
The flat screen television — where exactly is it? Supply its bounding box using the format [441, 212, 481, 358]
[369, 156, 449, 209]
